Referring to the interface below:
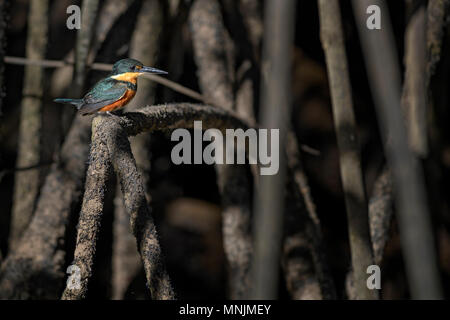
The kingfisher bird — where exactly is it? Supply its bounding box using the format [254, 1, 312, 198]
[54, 58, 167, 116]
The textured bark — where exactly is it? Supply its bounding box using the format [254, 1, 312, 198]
[319, 0, 377, 299]
[61, 103, 250, 299]
[50, 0, 131, 99]
[61, 115, 174, 300]
[112, 0, 163, 299]
[9, 0, 48, 250]
[60, 115, 172, 300]
[368, 166, 393, 265]
[112, 186, 141, 299]
[61, 117, 111, 300]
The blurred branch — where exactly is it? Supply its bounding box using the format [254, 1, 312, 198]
[285, 132, 336, 299]
[318, 0, 377, 299]
[365, 0, 449, 273]
[0, 0, 98, 299]
[427, 0, 450, 80]
[87, 0, 135, 65]
[402, 3, 428, 156]
[189, 0, 252, 298]
[9, 0, 49, 250]
[238, 0, 263, 62]
[352, 0, 442, 299]
[189, 0, 234, 110]
[250, 0, 296, 299]
[4, 56, 208, 105]
[49, 0, 132, 100]
[0, 0, 6, 116]
[73, 0, 99, 95]
[0, 115, 91, 299]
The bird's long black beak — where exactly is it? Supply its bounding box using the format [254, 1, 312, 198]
[140, 66, 168, 75]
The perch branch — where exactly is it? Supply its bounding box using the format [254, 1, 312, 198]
[61, 103, 250, 299]
[61, 117, 111, 300]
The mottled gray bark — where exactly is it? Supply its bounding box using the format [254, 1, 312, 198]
[61, 103, 250, 299]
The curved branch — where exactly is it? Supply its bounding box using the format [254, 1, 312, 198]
[61, 103, 250, 299]
[112, 0, 164, 299]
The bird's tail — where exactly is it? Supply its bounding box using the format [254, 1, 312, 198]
[53, 98, 83, 109]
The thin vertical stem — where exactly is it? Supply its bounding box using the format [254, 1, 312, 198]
[250, 0, 296, 299]
[10, 0, 48, 249]
[318, 0, 377, 299]
[352, 0, 442, 299]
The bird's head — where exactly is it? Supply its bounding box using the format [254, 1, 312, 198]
[110, 58, 167, 81]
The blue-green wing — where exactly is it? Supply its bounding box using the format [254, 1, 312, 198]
[79, 79, 128, 115]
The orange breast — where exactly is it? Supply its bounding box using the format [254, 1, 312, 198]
[98, 89, 136, 112]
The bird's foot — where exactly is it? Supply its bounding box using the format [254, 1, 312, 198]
[103, 111, 121, 119]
